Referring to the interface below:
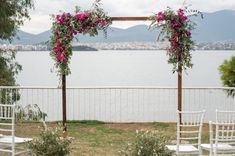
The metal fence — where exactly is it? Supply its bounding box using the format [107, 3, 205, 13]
[0, 86, 234, 122]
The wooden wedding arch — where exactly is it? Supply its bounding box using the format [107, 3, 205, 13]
[61, 16, 183, 137]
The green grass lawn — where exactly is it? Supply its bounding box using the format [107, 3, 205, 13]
[15, 121, 210, 156]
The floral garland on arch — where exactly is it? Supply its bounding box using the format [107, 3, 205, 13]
[149, 7, 202, 73]
[50, 0, 111, 76]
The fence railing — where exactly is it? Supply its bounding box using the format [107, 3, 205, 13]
[0, 86, 234, 122]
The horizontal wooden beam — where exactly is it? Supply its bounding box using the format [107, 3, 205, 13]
[111, 17, 149, 21]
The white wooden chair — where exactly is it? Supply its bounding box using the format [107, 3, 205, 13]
[0, 103, 32, 156]
[166, 110, 205, 155]
[201, 110, 235, 155]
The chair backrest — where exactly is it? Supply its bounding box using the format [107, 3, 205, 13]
[209, 121, 235, 154]
[0, 103, 15, 154]
[0, 103, 15, 134]
[216, 109, 235, 123]
[176, 110, 205, 152]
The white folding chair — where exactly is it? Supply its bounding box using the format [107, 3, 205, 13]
[201, 110, 235, 155]
[166, 110, 205, 155]
[0, 104, 32, 156]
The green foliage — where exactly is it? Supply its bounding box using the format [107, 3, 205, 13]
[219, 56, 235, 97]
[15, 104, 47, 121]
[119, 130, 174, 156]
[28, 126, 72, 156]
[0, 0, 33, 41]
[0, 50, 22, 86]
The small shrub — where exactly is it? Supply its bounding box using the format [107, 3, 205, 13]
[15, 104, 47, 121]
[27, 126, 71, 156]
[119, 130, 174, 156]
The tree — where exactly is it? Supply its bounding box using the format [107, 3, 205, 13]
[0, 0, 33, 103]
[0, 0, 34, 41]
[219, 56, 235, 97]
[0, 0, 33, 85]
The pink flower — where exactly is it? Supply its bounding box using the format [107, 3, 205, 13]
[72, 30, 77, 35]
[100, 20, 108, 27]
[55, 38, 62, 46]
[157, 11, 166, 22]
[95, 18, 101, 23]
[177, 8, 184, 16]
[82, 23, 87, 28]
[177, 8, 188, 21]
[89, 22, 94, 27]
[185, 31, 191, 37]
[52, 46, 63, 52]
[56, 15, 60, 21]
[172, 21, 182, 28]
[170, 39, 178, 46]
[173, 32, 179, 38]
[83, 29, 88, 33]
[56, 15, 65, 25]
[75, 12, 91, 21]
[176, 51, 182, 57]
[75, 13, 84, 20]
[66, 13, 72, 17]
[56, 52, 66, 62]
[54, 30, 59, 35]
[84, 12, 91, 17]
[52, 47, 58, 51]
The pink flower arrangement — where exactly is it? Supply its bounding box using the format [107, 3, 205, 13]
[149, 7, 202, 72]
[50, 0, 111, 76]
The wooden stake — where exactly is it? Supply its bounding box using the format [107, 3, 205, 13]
[62, 74, 67, 138]
[178, 63, 182, 124]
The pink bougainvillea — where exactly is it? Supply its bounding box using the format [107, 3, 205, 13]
[149, 7, 202, 72]
[50, 0, 111, 76]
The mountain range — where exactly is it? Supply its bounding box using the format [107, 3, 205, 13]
[2, 10, 235, 45]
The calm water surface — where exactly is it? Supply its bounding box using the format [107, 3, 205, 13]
[16, 50, 235, 87]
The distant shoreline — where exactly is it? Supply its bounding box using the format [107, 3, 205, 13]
[17, 49, 235, 53]
[2, 41, 235, 51]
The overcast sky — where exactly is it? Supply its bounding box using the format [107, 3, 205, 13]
[20, 0, 235, 34]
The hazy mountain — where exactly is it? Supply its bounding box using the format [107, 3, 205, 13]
[3, 10, 235, 44]
[192, 10, 235, 42]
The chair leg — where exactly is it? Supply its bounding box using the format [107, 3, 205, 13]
[199, 149, 202, 156]
[209, 148, 213, 156]
[214, 148, 217, 156]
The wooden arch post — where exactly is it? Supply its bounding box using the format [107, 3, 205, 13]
[62, 74, 67, 138]
[62, 16, 183, 137]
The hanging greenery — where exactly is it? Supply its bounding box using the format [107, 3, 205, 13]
[149, 7, 202, 73]
[50, 0, 111, 76]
